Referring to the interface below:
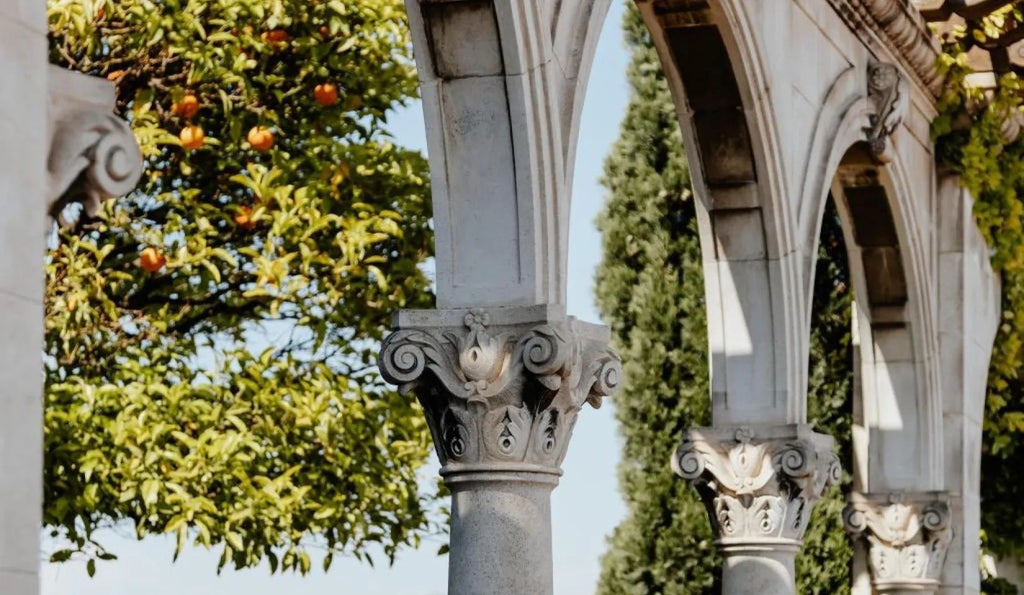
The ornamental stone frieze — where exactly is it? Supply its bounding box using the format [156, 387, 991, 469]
[379, 305, 621, 482]
[673, 425, 842, 548]
[47, 66, 143, 230]
[844, 492, 952, 593]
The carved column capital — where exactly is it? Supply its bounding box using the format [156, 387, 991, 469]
[379, 305, 621, 483]
[844, 492, 952, 592]
[47, 66, 143, 229]
[673, 425, 841, 548]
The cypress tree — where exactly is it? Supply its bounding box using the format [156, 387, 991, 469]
[595, 6, 854, 593]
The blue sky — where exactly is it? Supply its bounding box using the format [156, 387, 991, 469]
[42, 3, 632, 593]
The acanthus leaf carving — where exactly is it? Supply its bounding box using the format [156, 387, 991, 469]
[379, 307, 621, 476]
[674, 425, 841, 545]
[843, 492, 952, 592]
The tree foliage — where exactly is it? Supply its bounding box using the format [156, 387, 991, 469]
[595, 6, 853, 593]
[45, 0, 434, 574]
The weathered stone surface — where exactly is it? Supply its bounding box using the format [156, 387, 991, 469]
[844, 492, 953, 594]
[380, 305, 620, 478]
[0, 10, 47, 595]
[379, 305, 620, 594]
[673, 425, 841, 594]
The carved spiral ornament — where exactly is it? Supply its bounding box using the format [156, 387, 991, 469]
[594, 356, 622, 396]
[48, 111, 143, 227]
[843, 505, 869, 535]
[521, 326, 568, 377]
[88, 120, 143, 198]
[920, 502, 950, 533]
[843, 493, 952, 588]
[674, 443, 707, 481]
[378, 310, 621, 474]
[777, 444, 812, 477]
[380, 333, 430, 386]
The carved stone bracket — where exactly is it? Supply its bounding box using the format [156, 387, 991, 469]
[828, 0, 943, 98]
[866, 62, 909, 163]
[47, 66, 143, 229]
[844, 492, 952, 592]
[673, 425, 842, 548]
[379, 305, 621, 482]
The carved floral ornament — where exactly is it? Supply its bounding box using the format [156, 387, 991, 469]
[673, 426, 842, 546]
[843, 493, 952, 591]
[378, 308, 621, 478]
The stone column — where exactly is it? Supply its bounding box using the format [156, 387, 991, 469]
[844, 493, 953, 595]
[673, 425, 841, 595]
[0, 5, 48, 593]
[379, 305, 620, 595]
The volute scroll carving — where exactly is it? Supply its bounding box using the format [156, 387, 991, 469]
[844, 492, 952, 592]
[47, 66, 144, 230]
[48, 111, 143, 228]
[379, 306, 621, 479]
[673, 425, 841, 547]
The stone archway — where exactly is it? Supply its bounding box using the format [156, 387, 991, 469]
[826, 144, 951, 593]
[379, 1, 1003, 594]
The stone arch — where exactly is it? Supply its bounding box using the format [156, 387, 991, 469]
[817, 143, 943, 493]
[636, 0, 805, 425]
[795, 59, 944, 492]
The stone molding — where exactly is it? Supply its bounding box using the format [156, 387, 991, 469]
[844, 492, 953, 592]
[673, 425, 841, 549]
[828, 0, 943, 99]
[379, 306, 621, 482]
[47, 66, 143, 229]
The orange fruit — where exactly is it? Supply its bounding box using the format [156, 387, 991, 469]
[314, 83, 339, 107]
[319, 25, 330, 37]
[247, 126, 275, 152]
[234, 206, 256, 230]
[140, 247, 167, 273]
[179, 125, 205, 150]
[173, 94, 200, 119]
[260, 29, 290, 49]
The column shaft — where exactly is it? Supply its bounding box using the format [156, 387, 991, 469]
[721, 545, 799, 595]
[448, 475, 555, 595]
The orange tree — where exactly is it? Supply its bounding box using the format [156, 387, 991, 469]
[46, 0, 435, 575]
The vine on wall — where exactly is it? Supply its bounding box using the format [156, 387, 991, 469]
[932, 5, 1024, 559]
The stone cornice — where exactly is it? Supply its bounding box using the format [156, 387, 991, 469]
[379, 306, 621, 481]
[828, 0, 944, 99]
[47, 66, 143, 230]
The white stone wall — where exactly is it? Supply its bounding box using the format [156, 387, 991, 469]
[0, 1, 48, 593]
